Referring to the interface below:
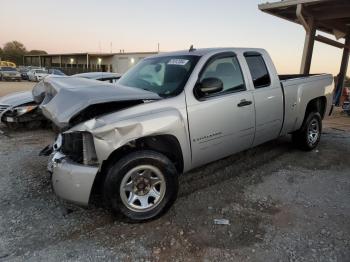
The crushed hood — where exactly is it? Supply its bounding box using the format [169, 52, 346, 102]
[38, 76, 161, 129]
[0, 91, 34, 107]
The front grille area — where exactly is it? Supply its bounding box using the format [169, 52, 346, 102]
[61, 132, 83, 163]
[0, 105, 9, 114]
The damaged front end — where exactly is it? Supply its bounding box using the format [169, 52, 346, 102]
[38, 77, 164, 205]
[48, 131, 99, 205]
[36, 76, 161, 130]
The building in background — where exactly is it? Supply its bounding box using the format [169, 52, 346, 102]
[23, 51, 158, 75]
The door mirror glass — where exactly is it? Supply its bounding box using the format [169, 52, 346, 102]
[196, 77, 223, 97]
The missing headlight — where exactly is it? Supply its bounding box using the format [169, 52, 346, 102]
[61, 132, 97, 166]
[82, 132, 98, 166]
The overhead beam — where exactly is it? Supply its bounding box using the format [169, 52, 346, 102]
[315, 35, 350, 49]
[259, 0, 326, 10]
[259, 1, 349, 37]
[314, 9, 350, 20]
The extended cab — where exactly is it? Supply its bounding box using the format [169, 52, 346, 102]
[43, 48, 334, 221]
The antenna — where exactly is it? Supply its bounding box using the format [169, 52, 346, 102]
[189, 45, 195, 52]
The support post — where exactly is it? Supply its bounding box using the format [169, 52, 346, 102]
[296, 4, 315, 74]
[300, 19, 316, 74]
[334, 35, 350, 106]
[86, 54, 89, 70]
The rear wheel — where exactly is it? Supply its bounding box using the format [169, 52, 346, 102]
[292, 111, 322, 151]
[103, 150, 179, 222]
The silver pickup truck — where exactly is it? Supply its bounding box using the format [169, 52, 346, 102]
[43, 48, 334, 221]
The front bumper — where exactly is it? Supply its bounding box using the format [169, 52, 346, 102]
[3, 76, 21, 81]
[1, 111, 45, 124]
[49, 152, 99, 205]
[36, 76, 45, 81]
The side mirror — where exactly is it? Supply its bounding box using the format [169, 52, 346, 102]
[196, 77, 223, 97]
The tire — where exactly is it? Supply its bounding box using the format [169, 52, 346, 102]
[103, 150, 179, 222]
[292, 111, 322, 151]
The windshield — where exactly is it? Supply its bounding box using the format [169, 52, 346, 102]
[50, 69, 65, 75]
[118, 55, 200, 97]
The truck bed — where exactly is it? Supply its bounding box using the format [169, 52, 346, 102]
[279, 73, 334, 136]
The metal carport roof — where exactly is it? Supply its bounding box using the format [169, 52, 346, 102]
[259, 0, 350, 105]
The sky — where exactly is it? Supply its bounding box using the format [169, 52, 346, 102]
[0, 0, 349, 75]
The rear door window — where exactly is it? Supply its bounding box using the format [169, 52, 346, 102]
[244, 54, 271, 88]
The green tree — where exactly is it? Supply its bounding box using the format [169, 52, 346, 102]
[2, 41, 27, 65]
[27, 50, 48, 55]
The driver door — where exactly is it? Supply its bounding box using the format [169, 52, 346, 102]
[186, 53, 255, 168]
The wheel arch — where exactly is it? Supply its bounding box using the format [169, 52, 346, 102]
[92, 134, 184, 193]
[305, 96, 327, 119]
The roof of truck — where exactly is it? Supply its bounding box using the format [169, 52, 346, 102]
[150, 48, 266, 58]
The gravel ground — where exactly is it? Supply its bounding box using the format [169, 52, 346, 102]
[0, 112, 349, 261]
[0, 81, 35, 97]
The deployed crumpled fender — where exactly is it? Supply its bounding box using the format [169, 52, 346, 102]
[35, 76, 161, 129]
[69, 101, 192, 172]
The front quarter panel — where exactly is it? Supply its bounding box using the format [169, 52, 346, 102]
[71, 100, 191, 172]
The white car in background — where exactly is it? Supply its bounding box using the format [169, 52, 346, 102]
[28, 69, 49, 82]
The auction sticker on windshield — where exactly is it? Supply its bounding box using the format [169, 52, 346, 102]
[168, 59, 189, 66]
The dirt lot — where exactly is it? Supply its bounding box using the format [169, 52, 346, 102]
[0, 90, 349, 261]
[0, 81, 35, 97]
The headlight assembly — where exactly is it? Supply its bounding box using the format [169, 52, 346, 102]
[14, 105, 37, 116]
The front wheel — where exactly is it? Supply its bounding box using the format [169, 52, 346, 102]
[292, 111, 322, 151]
[103, 150, 179, 222]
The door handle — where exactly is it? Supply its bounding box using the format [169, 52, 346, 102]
[237, 99, 252, 107]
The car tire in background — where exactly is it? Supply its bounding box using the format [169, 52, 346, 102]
[292, 111, 322, 151]
[103, 150, 179, 222]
